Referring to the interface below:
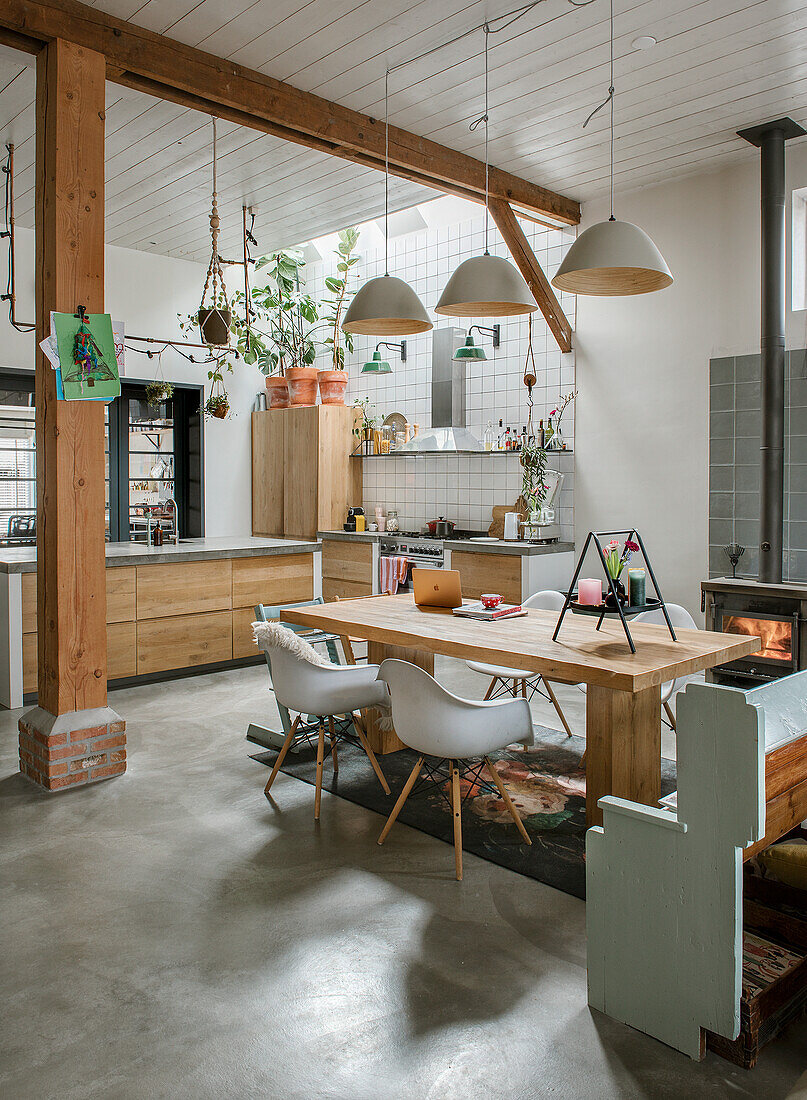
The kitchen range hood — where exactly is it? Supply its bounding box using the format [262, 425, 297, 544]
[398, 327, 484, 453]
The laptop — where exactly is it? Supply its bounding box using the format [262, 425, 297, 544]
[412, 567, 463, 611]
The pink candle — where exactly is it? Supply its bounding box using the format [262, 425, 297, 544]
[578, 578, 602, 605]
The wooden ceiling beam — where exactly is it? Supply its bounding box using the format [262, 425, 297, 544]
[0, 0, 579, 225]
[488, 198, 573, 353]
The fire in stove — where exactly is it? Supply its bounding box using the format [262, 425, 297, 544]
[722, 615, 792, 662]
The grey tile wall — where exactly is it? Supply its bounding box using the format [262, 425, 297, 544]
[709, 349, 807, 580]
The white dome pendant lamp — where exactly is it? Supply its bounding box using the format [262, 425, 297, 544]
[552, 0, 672, 297]
[436, 25, 538, 319]
[342, 73, 432, 337]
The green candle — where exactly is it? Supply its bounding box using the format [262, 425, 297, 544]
[628, 568, 646, 607]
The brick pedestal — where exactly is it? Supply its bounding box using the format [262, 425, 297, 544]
[18, 706, 126, 792]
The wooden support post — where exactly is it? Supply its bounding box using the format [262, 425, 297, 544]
[17, 38, 126, 793]
[488, 198, 574, 353]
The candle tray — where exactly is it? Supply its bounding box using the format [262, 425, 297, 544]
[569, 596, 663, 619]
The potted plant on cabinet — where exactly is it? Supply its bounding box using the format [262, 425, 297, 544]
[314, 227, 360, 405]
[231, 248, 319, 407]
[351, 396, 378, 454]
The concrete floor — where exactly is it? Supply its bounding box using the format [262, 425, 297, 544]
[2, 660, 807, 1099]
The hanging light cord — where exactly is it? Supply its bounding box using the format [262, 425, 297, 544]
[384, 68, 390, 277]
[583, 0, 615, 220]
[469, 25, 491, 254]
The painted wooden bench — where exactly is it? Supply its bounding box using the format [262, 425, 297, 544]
[587, 670, 807, 1060]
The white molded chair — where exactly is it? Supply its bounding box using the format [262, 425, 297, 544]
[465, 589, 576, 738]
[256, 628, 391, 819]
[376, 658, 534, 880]
[631, 602, 699, 730]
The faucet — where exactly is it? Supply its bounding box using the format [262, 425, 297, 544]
[164, 497, 179, 544]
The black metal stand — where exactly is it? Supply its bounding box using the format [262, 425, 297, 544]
[552, 529, 676, 654]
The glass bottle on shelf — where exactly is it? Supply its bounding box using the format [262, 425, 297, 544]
[538, 419, 545, 447]
[386, 509, 399, 533]
[484, 420, 494, 451]
[544, 417, 554, 449]
[497, 419, 504, 450]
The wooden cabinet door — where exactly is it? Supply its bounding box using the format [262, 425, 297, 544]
[136, 560, 232, 619]
[21, 566, 136, 628]
[232, 554, 314, 610]
[252, 410, 285, 536]
[450, 551, 522, 605]
[283, 406, 318, 540]
[107, 621, 136, 679]
[137, 611, 233, 674]
[321, 539, 372, 600]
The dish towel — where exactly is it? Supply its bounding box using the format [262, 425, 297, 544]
[380, 555, 408, 596]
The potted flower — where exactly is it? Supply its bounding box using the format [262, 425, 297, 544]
[546, 389, 577, 450]
[351, 396, 378, 454]
[312, 227, 360, 405]
[602, 537, 640, 606]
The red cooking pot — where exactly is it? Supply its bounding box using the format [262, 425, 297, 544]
[427, 517, 456, 537]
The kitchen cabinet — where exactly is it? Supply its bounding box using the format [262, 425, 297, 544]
[449, 550, 523, 605]
[252, 406, 361, 540]
[321, 537, 374, 601]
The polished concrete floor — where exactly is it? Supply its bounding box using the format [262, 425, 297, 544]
[2, 659, 807, 1099]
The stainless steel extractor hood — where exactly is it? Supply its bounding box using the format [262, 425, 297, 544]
[398, 327, 484, 453]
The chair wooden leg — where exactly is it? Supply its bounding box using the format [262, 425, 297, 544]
[353, 712, 390, 794]
[264, 715, 300, 798]
[328, 715, 339, 774]
[521, 679, 527, 698]
[483, 676, 498, 701]
[543, 678, 574, 738]
[378, 756, 423, 844]
[663, 699, 677, 731]
[484, 756, 532, 845]
[340, 635, 356, 665]
[314, 722, 326, 820]
[451, 761, 463, 880]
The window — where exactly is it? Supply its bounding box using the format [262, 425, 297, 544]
[793, 186, 807, 312]
[0, 371, 204, 544]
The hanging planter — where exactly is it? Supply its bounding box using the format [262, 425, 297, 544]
[145, 379, 173, 407]
[198, 307, 232, 347]
[264, 376, 290, 409]
[197, 119, 233, 348]
[205, 391, 230, 419]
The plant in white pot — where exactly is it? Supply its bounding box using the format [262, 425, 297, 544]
[313, 227, 360, 405]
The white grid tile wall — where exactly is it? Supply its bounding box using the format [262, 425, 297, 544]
[304, 211, 576, 535]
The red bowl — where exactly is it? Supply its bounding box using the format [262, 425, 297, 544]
[481, 593, 503, 609]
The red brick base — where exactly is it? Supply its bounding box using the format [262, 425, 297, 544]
[19, 716, 127, 791]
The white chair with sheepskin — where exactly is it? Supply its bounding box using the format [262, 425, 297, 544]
[253, 620, 391, 819]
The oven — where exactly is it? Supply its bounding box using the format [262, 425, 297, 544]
[703, 580, 807, 684]
[379, 537, 444, 593]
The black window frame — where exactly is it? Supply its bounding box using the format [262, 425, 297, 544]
[0, 369, 204, 543]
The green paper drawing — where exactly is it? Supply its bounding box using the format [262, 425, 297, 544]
[53, 312, 121, 401]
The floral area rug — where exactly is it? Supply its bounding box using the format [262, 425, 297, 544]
[252, 727, 677, 899]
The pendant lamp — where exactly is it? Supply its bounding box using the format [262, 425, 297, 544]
[552, 0, 672, 297]
[435, 26, 537, 319]
[342, 75, 432, 337]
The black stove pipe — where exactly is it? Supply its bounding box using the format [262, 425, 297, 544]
[739, 118, 806, 585]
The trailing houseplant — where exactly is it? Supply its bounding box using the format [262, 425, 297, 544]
[351, 396, 378, 453]
[145, 379, 173, 407]
[313, 226, 360, 405]
[520, 438, 549, 517]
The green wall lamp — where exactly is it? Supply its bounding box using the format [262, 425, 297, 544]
[453, 325, 500, 361]
[362, 340, 407, 373]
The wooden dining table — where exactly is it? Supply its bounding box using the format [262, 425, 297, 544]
[283, 595, 760, 826]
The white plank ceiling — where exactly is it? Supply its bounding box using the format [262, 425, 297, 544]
[1, 0, 806, 262]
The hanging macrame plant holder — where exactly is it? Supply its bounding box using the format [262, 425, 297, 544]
[205, 373, 230, 420]
[145, 349, 173, 407]
[198, 118, 232, 347]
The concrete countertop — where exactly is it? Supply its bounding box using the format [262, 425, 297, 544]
[445, 539, 575, 557]
[0, 536, 320, 574]
[318, 530, 384, 542]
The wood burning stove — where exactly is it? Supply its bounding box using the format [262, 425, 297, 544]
[702, 578, 807, 683]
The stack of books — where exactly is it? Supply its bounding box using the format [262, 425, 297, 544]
[452, 601, 527, 621]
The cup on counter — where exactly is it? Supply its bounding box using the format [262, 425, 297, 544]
[481, 593, 503, 610]
[578, 578, 602, 605]
[368, 522, 378, 532]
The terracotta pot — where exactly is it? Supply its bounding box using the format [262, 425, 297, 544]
[317, 369, 349, 405]
[211, 403, 229, 420]
[197, 307, 231, 346]
[265, 376, 290, 409]
[286, 366, 319, 407]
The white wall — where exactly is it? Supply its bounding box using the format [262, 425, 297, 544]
[0, 227, 264, 536]
[574, 144, 807, 617]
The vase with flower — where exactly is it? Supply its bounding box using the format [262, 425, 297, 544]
[602, 537, 640, 607]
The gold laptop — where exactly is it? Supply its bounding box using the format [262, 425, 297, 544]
[412, 567, 463, 611]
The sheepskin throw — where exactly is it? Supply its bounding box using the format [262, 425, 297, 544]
[252, 620, 333, 667]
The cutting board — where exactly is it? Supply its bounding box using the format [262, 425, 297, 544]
[488, 499, 526, 539]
